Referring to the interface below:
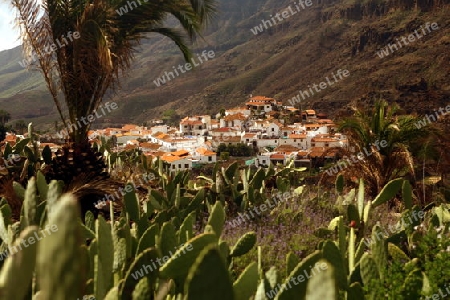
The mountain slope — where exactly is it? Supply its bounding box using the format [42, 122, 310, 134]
[0, 0, 449, 131]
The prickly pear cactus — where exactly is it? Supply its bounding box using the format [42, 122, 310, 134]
[38, 194, 86, 300]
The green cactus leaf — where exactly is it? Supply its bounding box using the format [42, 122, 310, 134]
[81, 223, 96, 241]
[342, 189, 356, 206]
[347, 282, 365, 300]
[0, 204, 11, 244]
[286, 252, 300, 277]
[23, 145, 37, 162]
[322, 241, 347, 290]
[371, 226, 387, 279]
[124, 184, 140, 222]
[13, 181, 25, 200]
[85, 211, 95, 232]
[349, 227, 356, 272]
[135, 217, 150, 242]
[230, 231, 257, 258]
[274, 251, 322, 300]
[184, 245, 234, 300]
[250, 168, 266, 190]
[335, 174, 344, 195]
[46, 180, 63, 219]
[265, 266, 280, 289]
[233, 262, 259, 300]
[159, 222, 178, 259]
[95, 215, 114, 300]
[338, 217, 346, 260]
[349, 263, 362, 285]
[433, 205, 450, 226]
[305, 260, 336, 299]
[113, 237, 127, 274]
[0, 226, 39, 300]
[206, 201, 225, 238]
[136, 224, 159, 255]
[402, 180, 413, 210]
[184, 188, 205, 216]
[36, 200, 47, 228]
[159, 233, 216, 282]
[13, 137, 30, 153]
[387, 243, 410, 263]
[174, 183, 181, 209]
[88, 239, 98, 280]
[42, 145, 52, 164]
[178, 211, 195, 245]
[38, 194, 86, 300]
[120, 248, 159, 299]
[36, 171, 48, 200]
[360, 253, 379, 287]
[402, 269, 423, 299]
[254, 279, 268, 300]
[132, 277, 153, 300]
[218, 240, 230, 263]
[357, 179, 364, 219]
[354, 239, 366, 265]
[3, 143, 11, 159]
[347, 204, 360, 228]
[363, 201, 371, 225]
[224, 162, 239, 183]
[371, 178, 403, 208]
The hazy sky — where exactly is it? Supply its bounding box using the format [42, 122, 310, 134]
[0, 1, 20, 51]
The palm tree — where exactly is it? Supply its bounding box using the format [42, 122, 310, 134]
[0, 110, 11, 125]
[12, 0, 216, 144]
[14, 120, 27, 134]
[11, 0, 216, 215]
[337, 100, 435, 196]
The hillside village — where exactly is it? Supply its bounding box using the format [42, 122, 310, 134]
[3, 96, 348, 172]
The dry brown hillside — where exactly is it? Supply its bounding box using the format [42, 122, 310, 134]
[0, 0, 449, 129]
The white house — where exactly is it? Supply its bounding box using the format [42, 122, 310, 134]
[162, 155, 193, 172]
[265, 121, 282, 137]
[179, 115, 210, 136]
[277, 134, 308, 149]
[255, 155, 270, 167]
[195, 147, 217, 163]
[225, 106, 251, 116]
[219, 113, 248, 130]
[245, 96, 278, 114]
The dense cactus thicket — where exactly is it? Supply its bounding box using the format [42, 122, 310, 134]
[0, 151, 448, 300]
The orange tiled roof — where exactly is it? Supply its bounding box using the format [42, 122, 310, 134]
[171, 149, 190, 157]
[124, 144, 138, 150]
[40, 143, 59, 148]
[181, 120, 203, 125]
[196, 147, 216, 156]
[224, 113, 247, 121]
[274, 145, 300, 152]
[212, 127, 236, 133]
[245, 101, 267, 106]
[297, 151, 309, 157]
[161, 155, 183, 163]
[317, 119, 334, 124]
[5, 134, 16, 142]
[250, 96, 275, 102]
[140, 142, 160, 150]
[122, 124, 138, 131]
[312, 138, 338, 142]
[289, 134, 307, 139]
